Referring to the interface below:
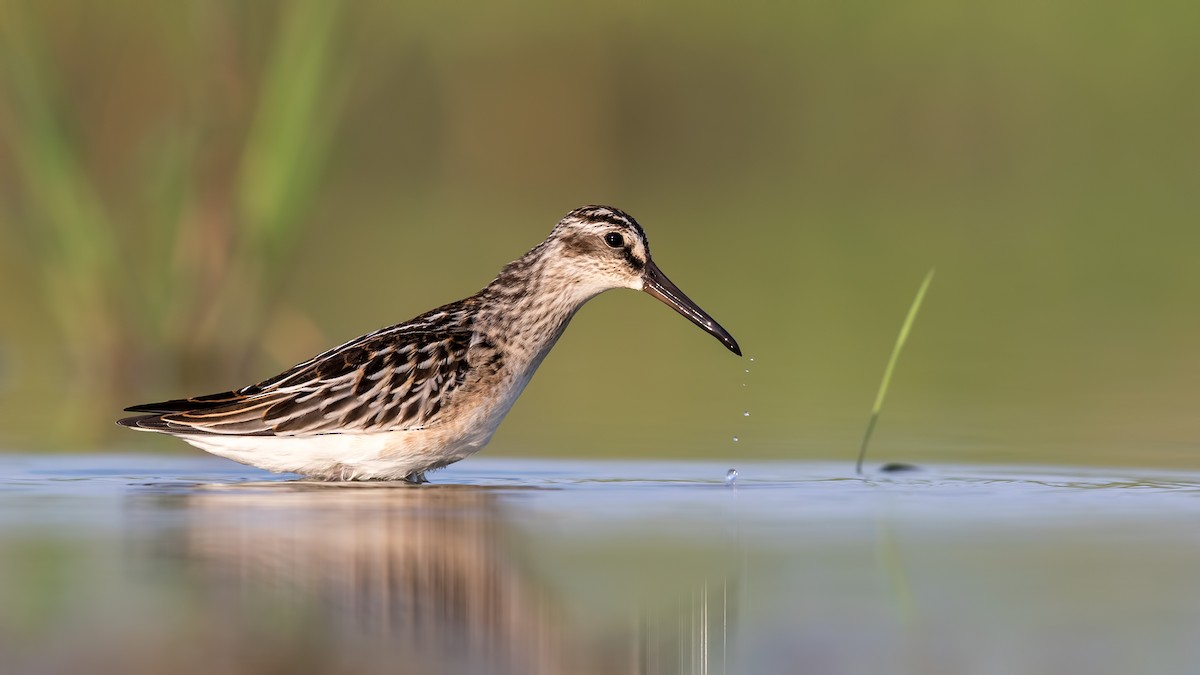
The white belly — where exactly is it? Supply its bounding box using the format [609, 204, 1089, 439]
[182, 425, 488, 481]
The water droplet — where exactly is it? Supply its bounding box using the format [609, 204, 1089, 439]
[749, 357, 755, 362]
[744, 369, 750, 374]
[743, 411, 750, 417]
[732, 436, 739, 442]
[725, 469, 739, 485]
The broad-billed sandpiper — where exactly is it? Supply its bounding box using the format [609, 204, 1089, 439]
[119, 206, 740, 481]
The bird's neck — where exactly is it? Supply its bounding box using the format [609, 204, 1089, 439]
[476, 246, 599, 364]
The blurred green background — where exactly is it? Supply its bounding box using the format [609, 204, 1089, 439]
[1, 0, 1197, 466]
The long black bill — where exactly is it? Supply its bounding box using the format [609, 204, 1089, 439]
[642, 260, 742, 356]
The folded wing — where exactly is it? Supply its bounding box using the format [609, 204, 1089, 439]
[119, 324, 473, 437]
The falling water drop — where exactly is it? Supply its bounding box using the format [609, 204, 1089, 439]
[743, 411, 750, 417]
[725, 469, 739, 486]
[732, 436, 739, 442]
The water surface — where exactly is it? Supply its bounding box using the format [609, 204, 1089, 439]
[2, 455, 1199, 674]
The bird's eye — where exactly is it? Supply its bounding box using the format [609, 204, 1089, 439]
[604, 232, 624, 248]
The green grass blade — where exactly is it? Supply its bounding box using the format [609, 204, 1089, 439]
[855, 269, 935, 475]
[237, 0, 342, 270]
[0, 2, 123, 353]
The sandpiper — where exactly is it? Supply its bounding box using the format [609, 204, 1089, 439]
[119, 205, 740, 481]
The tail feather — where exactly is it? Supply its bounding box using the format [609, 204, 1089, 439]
[123, 390, 244, 414]
[117, 412, 275, 437]
[117, 413, 187, 432]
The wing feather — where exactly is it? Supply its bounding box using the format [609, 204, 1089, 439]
[123, 313, 475, 437]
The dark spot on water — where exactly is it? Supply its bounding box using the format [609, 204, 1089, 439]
[880, 462, 921, 473]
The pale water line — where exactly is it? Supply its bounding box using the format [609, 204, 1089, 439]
[701, 583, 709, 675]
[722, 581, 728, 675]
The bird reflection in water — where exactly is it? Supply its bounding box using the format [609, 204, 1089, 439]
[167, 483, 739, 674]
[176, 484, 575, 675]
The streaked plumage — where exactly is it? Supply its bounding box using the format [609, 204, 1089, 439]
[119, 206, 740, 481]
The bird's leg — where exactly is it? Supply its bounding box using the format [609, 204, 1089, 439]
[404, 470, 429, 485]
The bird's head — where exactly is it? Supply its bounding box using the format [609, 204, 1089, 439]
[546, 205, 741, 355]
